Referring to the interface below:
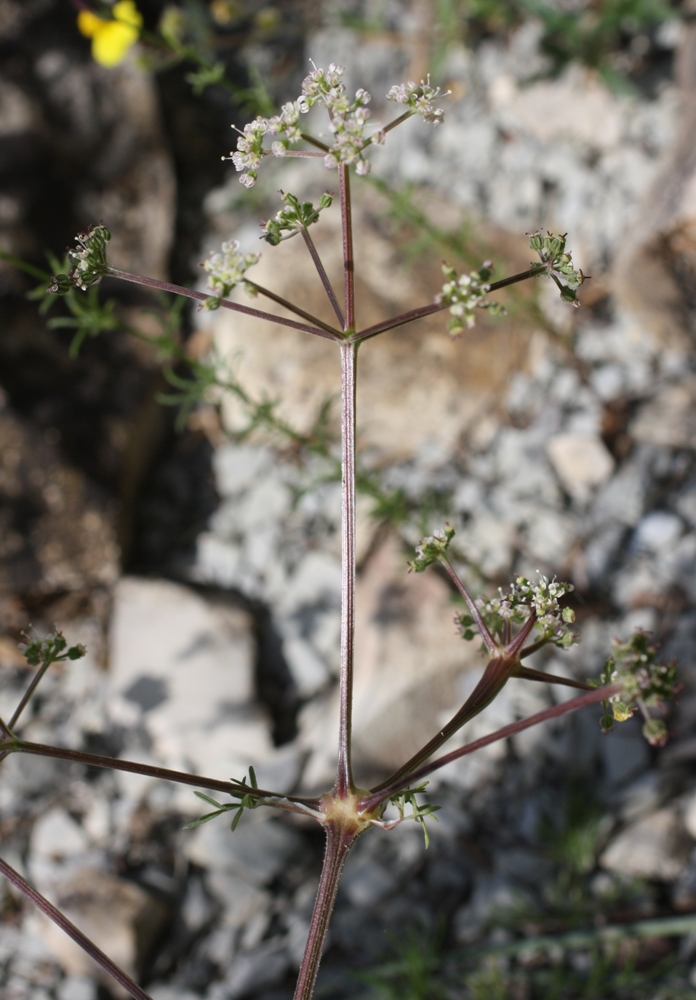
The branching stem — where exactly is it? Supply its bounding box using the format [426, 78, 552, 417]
[362, 683, 622, 810]
[441, 557, 497, 655]
[2, 739, 322, 816]
[349, 263, 549, 343]
[104, 268, 339, 340]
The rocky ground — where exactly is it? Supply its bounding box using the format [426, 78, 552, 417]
[3, 1, 696, 998]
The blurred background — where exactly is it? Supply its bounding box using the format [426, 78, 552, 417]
[3, 1, 696, 997]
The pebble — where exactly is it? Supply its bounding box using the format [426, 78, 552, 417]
[546, 433, 615, 502]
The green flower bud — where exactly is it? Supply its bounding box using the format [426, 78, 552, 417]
[48, 273, 74, 295]
[642, 718, 668, 747]
[600, 714, 615, 734]
[410, 524, 455, 572]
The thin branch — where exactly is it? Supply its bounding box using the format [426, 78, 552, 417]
[8, 658, 54, 730]
[505, 611, 537, 658]
[441, 557, 497, 655]
[514, 665, 592, 691]
[104, 268, 338, 341]
[300, 132, 331, 153]
[379, 110, 414, 138]
[245, 280, 342, 337]
[2, 739, 322, 814]
[274, 149, 325, 159]
[0, 856, 154, 1000]
[362, 683, 622, 809]
[335, 341, 358, 797]
[349, 263, 549, 344]
[368, 651, 519, 795]
[301, 228, 345, 327]
[488, 263, 546, 292]
[350, 301, 445, 343]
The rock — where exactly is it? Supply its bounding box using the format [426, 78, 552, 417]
[489, 63, 625, 151]
[149, 988, 201, 1000]
[28, 807, 93, 890]
[600, 808, 692, 881]
[600, 717, 652, 789]
[339, 853, 398, 908]
[220, 939, 290, 1000]
[204, 872, 270, 932]
[631, 379, 696, 449]
[31, 866, 169, 996]
[592, 454, 650, 527]
[56, 975, 98, 1000]
[546, 433, 615, 503]
[631, 511, 683, 553]
[108, 577, 270, 778]
[453, 875, 535, 943]
[185, 813, 303, 887]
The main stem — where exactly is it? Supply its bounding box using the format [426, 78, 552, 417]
[293, 825, 356, 1000]
[336, 338, 358, 797]
[335, 163, 358, 798]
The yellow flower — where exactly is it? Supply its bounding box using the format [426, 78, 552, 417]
[77, 1, 143, 68]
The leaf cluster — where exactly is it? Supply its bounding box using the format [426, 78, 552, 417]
[387, 782, 441, 849]
[184, 766, 262, 831]
[528, 230, 585, 306]
[262, 191, 334, 245]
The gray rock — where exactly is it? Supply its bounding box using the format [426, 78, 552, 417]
[56, 976, 98, 1000]
[631, 378, 696, 449]
[186, 814, 303, 887]
[340, 853, 398, 908]
[600, 807, 692, 880]
[632, 511, 683, 553]
[108, 578, 275, 778]
[225, 940, 290, 999]
[600, 718, 652, 788]
[453, 875, 535, 943]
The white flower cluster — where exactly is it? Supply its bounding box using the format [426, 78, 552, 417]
[201, 240, 260, 310]
[386, 76, 448, 123]
[510, 576, 574, 630]
[477, 574, 577, 647]
[231, 101, 304, 189]
[229, 64, 448, 188]
[436, 262, 502, 335]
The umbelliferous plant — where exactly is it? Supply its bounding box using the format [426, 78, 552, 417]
[0, 63, 677, 1000]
